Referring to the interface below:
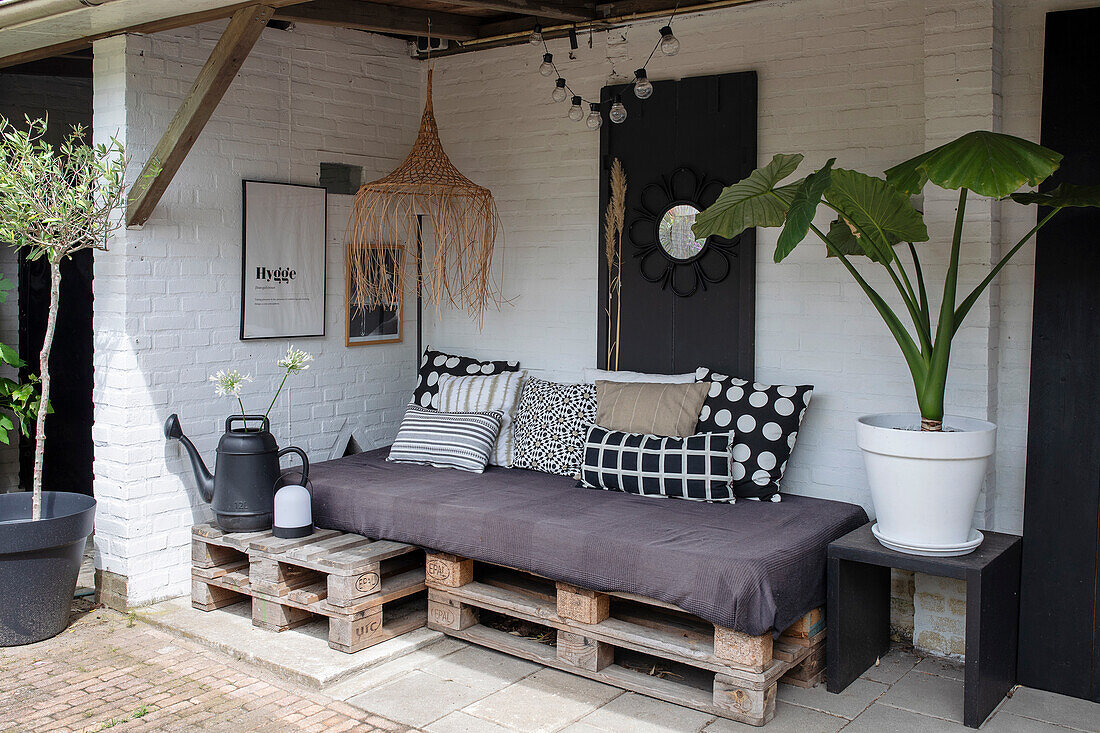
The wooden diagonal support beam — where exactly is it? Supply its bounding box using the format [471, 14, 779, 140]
[274, 0, 480, 41]
[125, 5, 274, 228]
[442, 0, 595, 22]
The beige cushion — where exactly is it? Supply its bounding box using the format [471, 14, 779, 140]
[582, 368, 696, 384]
[595, 381, 710, 438]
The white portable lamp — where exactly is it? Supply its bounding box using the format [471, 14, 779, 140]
[273, 460, 313, 539]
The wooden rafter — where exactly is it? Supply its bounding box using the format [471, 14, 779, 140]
[126, 5, 273, 228]
[443, 0, 595, 22]
[274, 0, 480, 40]
[0, 0, 307, 70]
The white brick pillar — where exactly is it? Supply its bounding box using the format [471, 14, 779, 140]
[91, 35, 197, 609]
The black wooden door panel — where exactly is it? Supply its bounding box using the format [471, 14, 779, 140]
[1018, 7, 1100, 703]
[598, 71, 757, 378]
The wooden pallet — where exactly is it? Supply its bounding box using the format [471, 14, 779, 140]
[424, 552, 826, 727]
[191, 523, 427, 653]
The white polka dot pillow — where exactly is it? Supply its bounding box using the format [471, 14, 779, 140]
[694, 367, 813, 501]
[412, 347, 520, 409]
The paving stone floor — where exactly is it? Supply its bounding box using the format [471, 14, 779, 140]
[0, 600, 411, 733]
[330, 635, 1100, 733]
[3, 599, 1098, 733]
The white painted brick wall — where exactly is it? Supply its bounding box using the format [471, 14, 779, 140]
[0, 72, 94, 493]
[91, 23, 421, 605]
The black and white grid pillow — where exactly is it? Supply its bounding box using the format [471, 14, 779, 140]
[695, 367, 813, 501]
[579, 426, 735, 503]
[511, 378, 597, 476]
[388, 405, 503, 473]
[412, 347, 520, 409]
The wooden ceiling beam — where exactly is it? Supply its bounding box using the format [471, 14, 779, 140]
[126, 5, 274, 228]
[441, 0, 595, 23]
[0, 0, 308, 69]
[274, 0, 480, 41]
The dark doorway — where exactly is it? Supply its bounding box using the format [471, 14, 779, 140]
[597, 71, 757, 378]
[1018, 7, 1100, 703]
[1, 55, 95, 496]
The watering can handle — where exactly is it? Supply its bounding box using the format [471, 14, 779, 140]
[226, 414, 270, 433]
[278, 446, 309, 486]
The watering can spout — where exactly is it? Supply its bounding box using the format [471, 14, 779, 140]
[164, 413, 215, 503]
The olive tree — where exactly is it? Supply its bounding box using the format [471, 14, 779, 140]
[0, 117, 127, 519]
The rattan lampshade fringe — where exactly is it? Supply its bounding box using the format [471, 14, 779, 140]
[346, 70, 503, 324]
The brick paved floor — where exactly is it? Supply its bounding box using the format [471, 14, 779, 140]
[0, 600, 417, 733]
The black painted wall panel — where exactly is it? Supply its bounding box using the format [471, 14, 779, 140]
[1018, 7, 1100, 703]
[597, 71, 757, 378]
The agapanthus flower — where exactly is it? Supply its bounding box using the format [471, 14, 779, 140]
[277, 346, 314, 374]
[209, 369, 253, 397]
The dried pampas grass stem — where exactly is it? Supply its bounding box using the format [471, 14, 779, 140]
[604, 159, 626, 369]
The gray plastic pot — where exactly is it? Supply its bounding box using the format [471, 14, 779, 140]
[0, 491, 96, 646]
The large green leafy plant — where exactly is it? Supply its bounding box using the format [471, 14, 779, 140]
[0, 117, 127, 519]
[692, 131, 1100, 431]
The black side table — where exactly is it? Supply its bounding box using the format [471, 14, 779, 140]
[827, 524, 1022, 728]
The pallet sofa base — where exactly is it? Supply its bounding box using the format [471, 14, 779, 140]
[425, 552, 826, 727]
[191, 523, 427, 653]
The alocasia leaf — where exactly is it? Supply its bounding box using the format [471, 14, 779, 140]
[692, 153, 804, 241]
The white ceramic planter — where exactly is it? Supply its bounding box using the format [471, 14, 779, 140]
[856, 413, 996, 556]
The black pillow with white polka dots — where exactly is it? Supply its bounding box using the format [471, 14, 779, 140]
[694, 367, 813, 501]
[412, 347, 520, 409]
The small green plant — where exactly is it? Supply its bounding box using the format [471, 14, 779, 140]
[693, 131, 1100, 430]
[0, 116, 127, 519]
[0, 275, 45, 446]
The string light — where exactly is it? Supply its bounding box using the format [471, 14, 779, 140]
[568, 96, 584, 121]
[658, 25, 680, 56]
[539, 53, 555, 76]
[586, 103, 603, 130]
[609, 95, 628, 124]
[529, 4, 681, 131]
[552, 78, 568, 102]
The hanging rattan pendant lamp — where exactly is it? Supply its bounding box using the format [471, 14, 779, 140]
[345, 69, 503, 327]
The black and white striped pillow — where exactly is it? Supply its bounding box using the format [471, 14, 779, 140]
[388, 405, 503, 473]
[578, 425, 735, 503]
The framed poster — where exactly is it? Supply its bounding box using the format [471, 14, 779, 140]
[240, 180, 327, 340]
[346, 244, 404, 346]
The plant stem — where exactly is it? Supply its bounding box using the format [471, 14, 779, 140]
[263, 370, 290, 421]
[921, 187, 970, 431]
[31, 260, 61, 521]
[237, 397, 248, 430]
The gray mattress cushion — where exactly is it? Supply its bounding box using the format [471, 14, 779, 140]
[309, 448, 868, 636]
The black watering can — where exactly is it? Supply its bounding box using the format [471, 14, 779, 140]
[164, 414, 309, 532]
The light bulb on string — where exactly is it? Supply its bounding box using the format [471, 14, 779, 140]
[529, 23, 543, 45]
[586, 102, 603, 130]
[568, 96, 584, 121]
[659, 25, 680, 56]
[633, 68, 653, 99]
[609, 95, 627, 124]
[539, 53, 555, 77]
[552, 78, 568, 103]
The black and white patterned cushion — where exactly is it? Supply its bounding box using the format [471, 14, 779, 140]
[695, 367, 813, 501]
[412, 347, 520, 409]
[511, 378, 597, 476]
[388, 405, 503, 473]
[579, 426, 735, 503]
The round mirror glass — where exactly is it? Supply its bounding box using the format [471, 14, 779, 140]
[657, 204, 706, 261]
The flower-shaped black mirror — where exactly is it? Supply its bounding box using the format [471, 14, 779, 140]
[628, 167, 739, 297]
